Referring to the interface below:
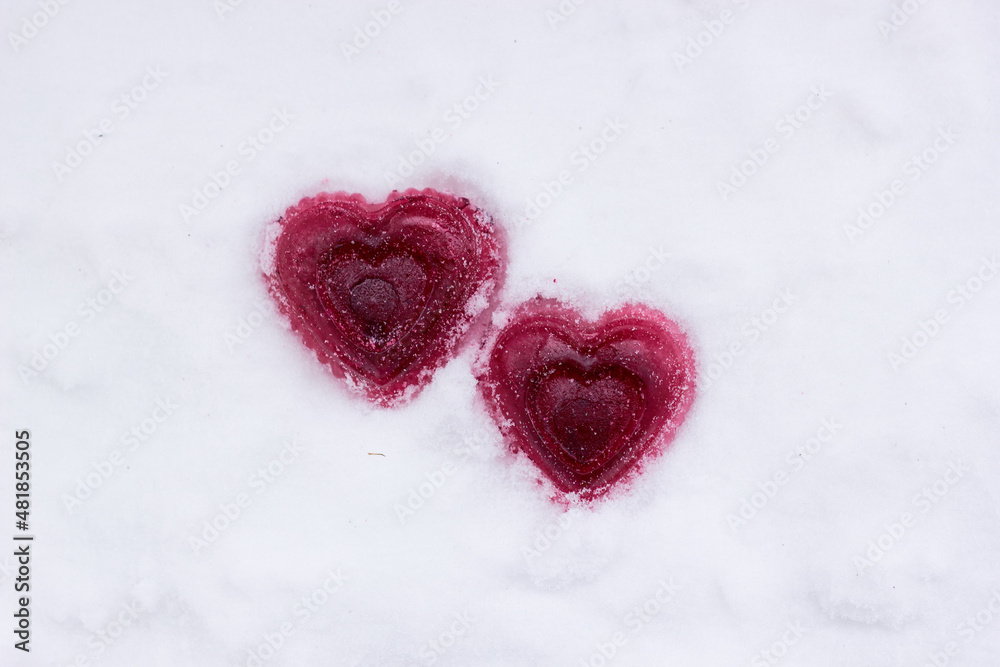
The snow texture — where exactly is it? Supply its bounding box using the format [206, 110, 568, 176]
[2, 1, 999, 666]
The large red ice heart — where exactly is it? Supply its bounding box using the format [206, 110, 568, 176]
[264, 189, 503, 405]
[477, 300, 696, 499]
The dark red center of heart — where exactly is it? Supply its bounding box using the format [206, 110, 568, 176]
[530, 364, 645, 473]
[315, 248, 430, 357]
[349, 278, 398, 324]
[477, 299, 696, 499]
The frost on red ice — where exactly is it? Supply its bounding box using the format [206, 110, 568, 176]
[478, 299, 696, 499]
[265, 189, 503, 406]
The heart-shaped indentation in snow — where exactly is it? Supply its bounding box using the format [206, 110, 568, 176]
[477, 299, 696, 498]
[265, 189, 504, 405]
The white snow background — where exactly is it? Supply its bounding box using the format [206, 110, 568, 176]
[2, 1, 1000, 665]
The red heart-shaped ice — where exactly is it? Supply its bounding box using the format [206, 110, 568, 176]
[477, 299, 696, 498]
[264, 189, 503, 405]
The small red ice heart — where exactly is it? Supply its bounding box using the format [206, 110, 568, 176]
[264, 189, 503, 405]
[477, 299, 696, 499]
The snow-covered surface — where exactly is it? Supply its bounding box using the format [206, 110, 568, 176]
[2, 1, 1000, 665]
